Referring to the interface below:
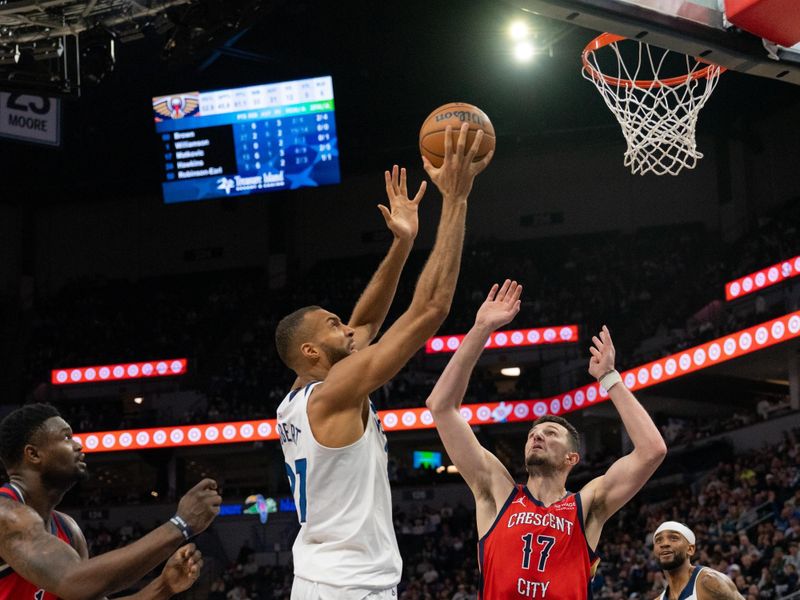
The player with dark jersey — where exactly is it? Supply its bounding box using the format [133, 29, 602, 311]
[653, 521, 744, 600]
[426, 281, 667, 599]
[0, 404, 222, 600]
[0, 481, 75, 600]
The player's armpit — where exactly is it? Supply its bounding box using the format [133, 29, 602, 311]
[698, 569, 745, 600]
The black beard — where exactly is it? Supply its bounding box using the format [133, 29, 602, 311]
[321, 342, 350, 365]
[42, 466, 89, 492]
[657, 550, 687, 571]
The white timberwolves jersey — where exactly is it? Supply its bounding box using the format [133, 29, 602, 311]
[276, 381, 402, 592]
[659, 566, 708, 600]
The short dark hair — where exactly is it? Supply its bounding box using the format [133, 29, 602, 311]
[275, 305, 322, 368]
[530, 415, 580, 452]
[0, 404, 61, 469]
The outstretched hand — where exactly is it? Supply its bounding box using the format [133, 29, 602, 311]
[474, 280, 522, 332]
[588, 325, 616, 380]
[161, 544, 203, 594]
[423, 122, 493, 202]
[378, 165, 426, 241]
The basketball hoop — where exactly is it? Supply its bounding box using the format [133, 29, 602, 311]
[582, 33, 725, 176]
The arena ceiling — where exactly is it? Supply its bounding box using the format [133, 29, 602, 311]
[1, 0, 799, 201]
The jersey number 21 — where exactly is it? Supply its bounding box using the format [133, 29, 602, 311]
[285, 459, 308, 523]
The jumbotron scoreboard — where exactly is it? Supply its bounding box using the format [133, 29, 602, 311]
[153, 76, 341, 204]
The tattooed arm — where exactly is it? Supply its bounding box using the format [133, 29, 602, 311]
[697, 569, 745, 600]
[0, 499, 188, 600]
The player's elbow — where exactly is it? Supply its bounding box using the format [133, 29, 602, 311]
[423, 303, 450, 329]
[57, 587, 105, 600]
[59, 571, 112, 600]
[641, 437, 667, 465]
[425, 394, 443, 413]
[408, 297, 450, 325]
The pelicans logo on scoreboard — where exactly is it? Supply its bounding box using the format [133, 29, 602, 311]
[153, 94, 200, 121]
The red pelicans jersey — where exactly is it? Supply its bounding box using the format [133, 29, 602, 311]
[479, 485, 599, 599]
[0, 483, 76, 600]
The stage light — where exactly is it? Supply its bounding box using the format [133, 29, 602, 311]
[501, 367, 521, 377]
[509, 20, 530, 41]
[513, 41, 535, 62]
[134, 397, 143, 405]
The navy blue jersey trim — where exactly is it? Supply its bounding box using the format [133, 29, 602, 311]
[575, 492, 599, 560]
[53, 511, 76, 549]
[477, 485, 519, 544]
[672, 565, 702, 600]
[0, 565, 14, 579]
[478, 536, 485, 599]
[521, 486, 546, 507]
[288, 380, 321, 402]
[521, 486, 572, 508]
[0, 484, 22, 502]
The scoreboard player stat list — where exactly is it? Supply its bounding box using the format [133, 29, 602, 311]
[153, 76, 340, 203]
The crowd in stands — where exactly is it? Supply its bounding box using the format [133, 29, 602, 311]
[8, 196, 796, 436]
[590, 427, 800, 599]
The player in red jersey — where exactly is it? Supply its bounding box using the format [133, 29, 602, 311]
[0, 403, 222, 600]
[426, 281, 667, 599]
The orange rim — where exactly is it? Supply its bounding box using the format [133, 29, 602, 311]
[581, 32, 726, 89]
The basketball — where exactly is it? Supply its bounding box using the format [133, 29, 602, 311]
[419, 102, 496, 168]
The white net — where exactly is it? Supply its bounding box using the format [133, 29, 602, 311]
[582, 36, 723, 176]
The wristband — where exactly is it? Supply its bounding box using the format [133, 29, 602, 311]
[598, 369, 616, 381]
[169, 515, 195, 541]
[598, 369, 622, 391]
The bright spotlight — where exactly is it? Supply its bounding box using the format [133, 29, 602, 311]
[501, 367, 521, 377]
[513, 41, 535, 62]
[134, 396, 143, 405]
[509, 20, 529, 40]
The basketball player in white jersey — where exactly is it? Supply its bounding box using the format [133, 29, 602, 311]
[654, 521, 744, 600]
[274, 123, 492, 600]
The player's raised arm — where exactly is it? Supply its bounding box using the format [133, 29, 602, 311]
[581, 327, 667, 540]
[311, 123, 493, 412]
[0, 479, 220, 600]
[426, 280, 521, 495]
[348, 165, 426, 350]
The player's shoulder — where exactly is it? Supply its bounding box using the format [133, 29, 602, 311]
[0, 497, 41, 535]
[278, 381, 320, 410]
[696, 567, 739, 597]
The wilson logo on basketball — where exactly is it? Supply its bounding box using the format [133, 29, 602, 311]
[435, 110, 484, 125]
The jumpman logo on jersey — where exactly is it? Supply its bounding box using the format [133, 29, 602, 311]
[513, 496, 526, 508]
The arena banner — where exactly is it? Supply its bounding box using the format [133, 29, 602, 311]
[77, 311, 800, 453]
[425, 325, 578, 354]
[0, 92, 60, 146]
[726, 256, 800, 300]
